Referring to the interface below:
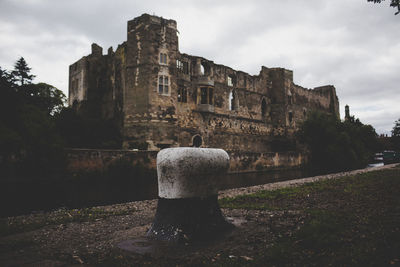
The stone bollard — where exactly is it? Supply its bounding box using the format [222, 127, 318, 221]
[147, 147, 233, 243]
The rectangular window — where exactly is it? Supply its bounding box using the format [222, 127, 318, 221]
[227, 76, 233, 87]
[164, 76, 169, 94]
[183, 61, 189, 74]
[178, 87, 187, 103]
[159, 53, 167, 64]
[208, 87, 213, 104]
[158, 75, 169, 95]
[158, 76, 164, 94]
[199, 87, 213, 105]
[183, 88, 187, 102]
[177, 60, 189, 75]
[177, 59, 183, 71]
[200, 87, 208, 104]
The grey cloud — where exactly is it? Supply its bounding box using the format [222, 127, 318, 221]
[0, 0, 399, 134]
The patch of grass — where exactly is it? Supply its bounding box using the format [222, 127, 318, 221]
[219, 168, 400, 211]
[219, 180, 331, 210]
[263, 209, 351, 266]
[218, 167, 400, 265]
[0, 206, 135, 237]
[296, 209, 349, 248]
[264, 207, 400, 266]
[219, 186, 312, 210]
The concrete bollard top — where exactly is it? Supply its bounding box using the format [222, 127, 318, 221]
[156, 147, 230, 199]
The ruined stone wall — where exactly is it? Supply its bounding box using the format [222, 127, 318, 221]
[69, 56, 88, 106]
[66, 149, 305, 173]
[67, 149, 157, 172]
[169, 53, 337, 153]
[68, 13, 340, 162]
[68, 43, 122, 122]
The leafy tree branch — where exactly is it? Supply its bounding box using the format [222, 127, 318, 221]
[368, 0, 400, 15]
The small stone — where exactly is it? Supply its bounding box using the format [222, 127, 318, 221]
[240, 256, 253, 261]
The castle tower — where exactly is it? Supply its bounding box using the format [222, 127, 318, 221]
[123, 14, 179, 149]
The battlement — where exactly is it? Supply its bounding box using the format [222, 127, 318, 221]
[127, 13, 177, 33]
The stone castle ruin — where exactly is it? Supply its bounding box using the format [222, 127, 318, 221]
[68, 14, 339, 170]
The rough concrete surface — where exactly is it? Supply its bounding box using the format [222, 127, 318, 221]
[157, 147, 229, 198]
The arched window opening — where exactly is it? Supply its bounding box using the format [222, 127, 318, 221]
[229, 91, 233, 110]
[192, 135, 202, 147]
[229, 90, 237, 111]
[200, 61, 211, 76]
[261, 98, 267, 119]
[287, 90, 293, 105]
[159, 53, 167, 65]
[289, 111, 293, 124]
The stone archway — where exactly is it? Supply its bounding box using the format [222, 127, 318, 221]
[192, 135, 203, 147]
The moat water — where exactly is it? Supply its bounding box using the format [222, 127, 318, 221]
[0, 165, 382, 217]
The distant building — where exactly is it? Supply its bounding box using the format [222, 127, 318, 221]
[69, 13, 339, 153]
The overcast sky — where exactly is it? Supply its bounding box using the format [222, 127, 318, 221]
[1, 0, 399, 134]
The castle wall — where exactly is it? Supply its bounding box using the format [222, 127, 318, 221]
[68, 14, 340, 168]
[66, 149, 306, 173]
[69, 57, 88, 106]
[68, 44, 120, 121]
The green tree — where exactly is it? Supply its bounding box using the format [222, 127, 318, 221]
[7, 58, 66, 116]
[24, 83, 67, 116]
[392, 119, 400, 137]
[391, 118, 400, 150]
[368, 0, 400, 15]
[11, 57, 35, 86]
[0, 67, 16, 89]
[299, 112, 378, 173]
[0, 60, 66, 180]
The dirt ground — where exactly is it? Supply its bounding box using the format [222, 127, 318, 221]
[0, 164, 399, 266]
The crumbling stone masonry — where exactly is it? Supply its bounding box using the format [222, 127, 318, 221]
[69, 14, 339, 164]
